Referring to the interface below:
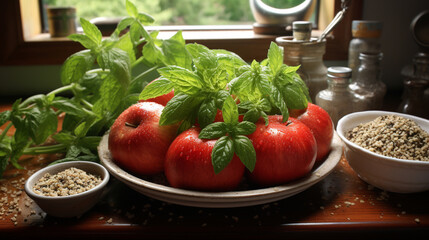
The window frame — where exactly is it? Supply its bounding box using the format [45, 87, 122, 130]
[1, 0, 362, 66]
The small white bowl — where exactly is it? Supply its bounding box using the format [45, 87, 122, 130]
[25, 161, 109, 218]
[337, 111, 429, 193]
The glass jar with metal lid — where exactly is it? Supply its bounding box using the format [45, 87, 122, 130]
[315, 66, 361, 126]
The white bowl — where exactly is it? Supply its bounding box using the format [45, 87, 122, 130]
[337, 111, 429, 193]
[25, 161, 109, 218]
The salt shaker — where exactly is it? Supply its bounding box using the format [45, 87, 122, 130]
[315, 67, 360, 127]
[349, 52, 386, 110]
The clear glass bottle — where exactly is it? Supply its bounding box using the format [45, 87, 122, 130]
[348, 20, 382, 82]
[316, 67, 360, 127]
[276, 21, 327, 103]
[349, 52, 386, 110]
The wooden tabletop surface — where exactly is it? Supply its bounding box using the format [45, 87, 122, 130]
[1, 94, 429, 239]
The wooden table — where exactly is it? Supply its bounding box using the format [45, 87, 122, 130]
[1, 95, 429, 239]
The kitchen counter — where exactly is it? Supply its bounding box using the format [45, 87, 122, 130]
[1, 93, 429, 239]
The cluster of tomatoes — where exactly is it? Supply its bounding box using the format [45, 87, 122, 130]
[108, 80, 334, 192]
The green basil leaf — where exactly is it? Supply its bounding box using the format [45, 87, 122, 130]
[78, 136, 102, 151]
[98, 48, 131, 88]
[161, 31, 192, 70]
[160, 93, 202, 126]
[271, 86, 289, 122]
[129, 21, 144, 45]
[25, 107, 58, 145]
[281, 84, 308, 110]
[243, 108, 260, 123]
[53, 132, 76, 145]
[211, 136, 234, 174]
[186, 43, 211, 59]
[66, 145, 82, 158]
[139, 78, 174, 101]
[68, 34, 98, 50]
[125, 0, 138, 17]
[79, 18, 102, 46]
[199, 122, 227, 139]
[99, 75, 126, 113]
[214, 90, 230, 109]
[74, 115, 97, 138]
[283, 65, 301, 74]
[0, 141, 11, 157]
[143, 41, 162, 66]
[61, 50, 94, 85]
[198, 97, 217, 128]
[116, 16, 134, 33]
[238, 101, 255, 110]
[268, 42, 284, 75]
[234, 121, 256, 135]
[259, 98, 272, 112]
[51, 98, 86, 117]
[112, 32, 136, 64]
[158, 66, 203, 95]
[222, 95, 238, 124]
[0, 110, 11, 126]
[137, 12, 155, 24]
[233, 135, 256, 172]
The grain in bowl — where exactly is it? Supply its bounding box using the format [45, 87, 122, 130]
[346, 115, 429, 161]
[25, 161, 109, 217]
[33, 167, 102, 197]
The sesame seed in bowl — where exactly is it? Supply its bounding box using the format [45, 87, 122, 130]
[337, 111, 429, 193]
[25, 161, 109, 218]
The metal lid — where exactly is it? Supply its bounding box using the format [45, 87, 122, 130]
[327, 66, 352, 85]
[359, 52, 383, 61]
[352, 20, 382, 38]
[328, 66, 352, 78]
[293, 21, 312, 41]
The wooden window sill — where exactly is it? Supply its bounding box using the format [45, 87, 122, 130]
[1, 0, 362, 66]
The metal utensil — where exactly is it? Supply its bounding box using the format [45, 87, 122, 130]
[318, 0, 351, 42]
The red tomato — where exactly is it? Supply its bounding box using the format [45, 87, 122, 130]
[290, 103, 334, 161]
[108, 102, 178, 175]
[164, 127, 245, 191]
[247, 115, 317, 187]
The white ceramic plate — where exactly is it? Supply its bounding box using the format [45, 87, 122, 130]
[98, 132, 343, 208]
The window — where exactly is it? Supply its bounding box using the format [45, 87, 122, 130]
[1, 0, 362, 65]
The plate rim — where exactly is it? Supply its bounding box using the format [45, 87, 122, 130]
[98, 131, 343, 207]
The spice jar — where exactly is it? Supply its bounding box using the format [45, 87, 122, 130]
[398, 53, 429, 119]
[349, 52, 386, 110]
[315, 67, 360, 127]
[348, 20, 382, 82]
[276, 21, 327, 103]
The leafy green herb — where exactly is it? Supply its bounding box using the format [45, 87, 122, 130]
[0, 0, 310, 177]
[199, 96, 256, 173]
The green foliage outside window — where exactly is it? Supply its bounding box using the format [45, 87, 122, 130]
[43, 0, 306, 25]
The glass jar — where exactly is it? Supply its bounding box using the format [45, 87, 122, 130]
[348, 20, 382, 82]
[276, 36, 327, 103]
[316, 67, 360, 127]
[276, 21, 327, 103]
[349, 52, 386, 110]
[398, 53, 429, 119]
